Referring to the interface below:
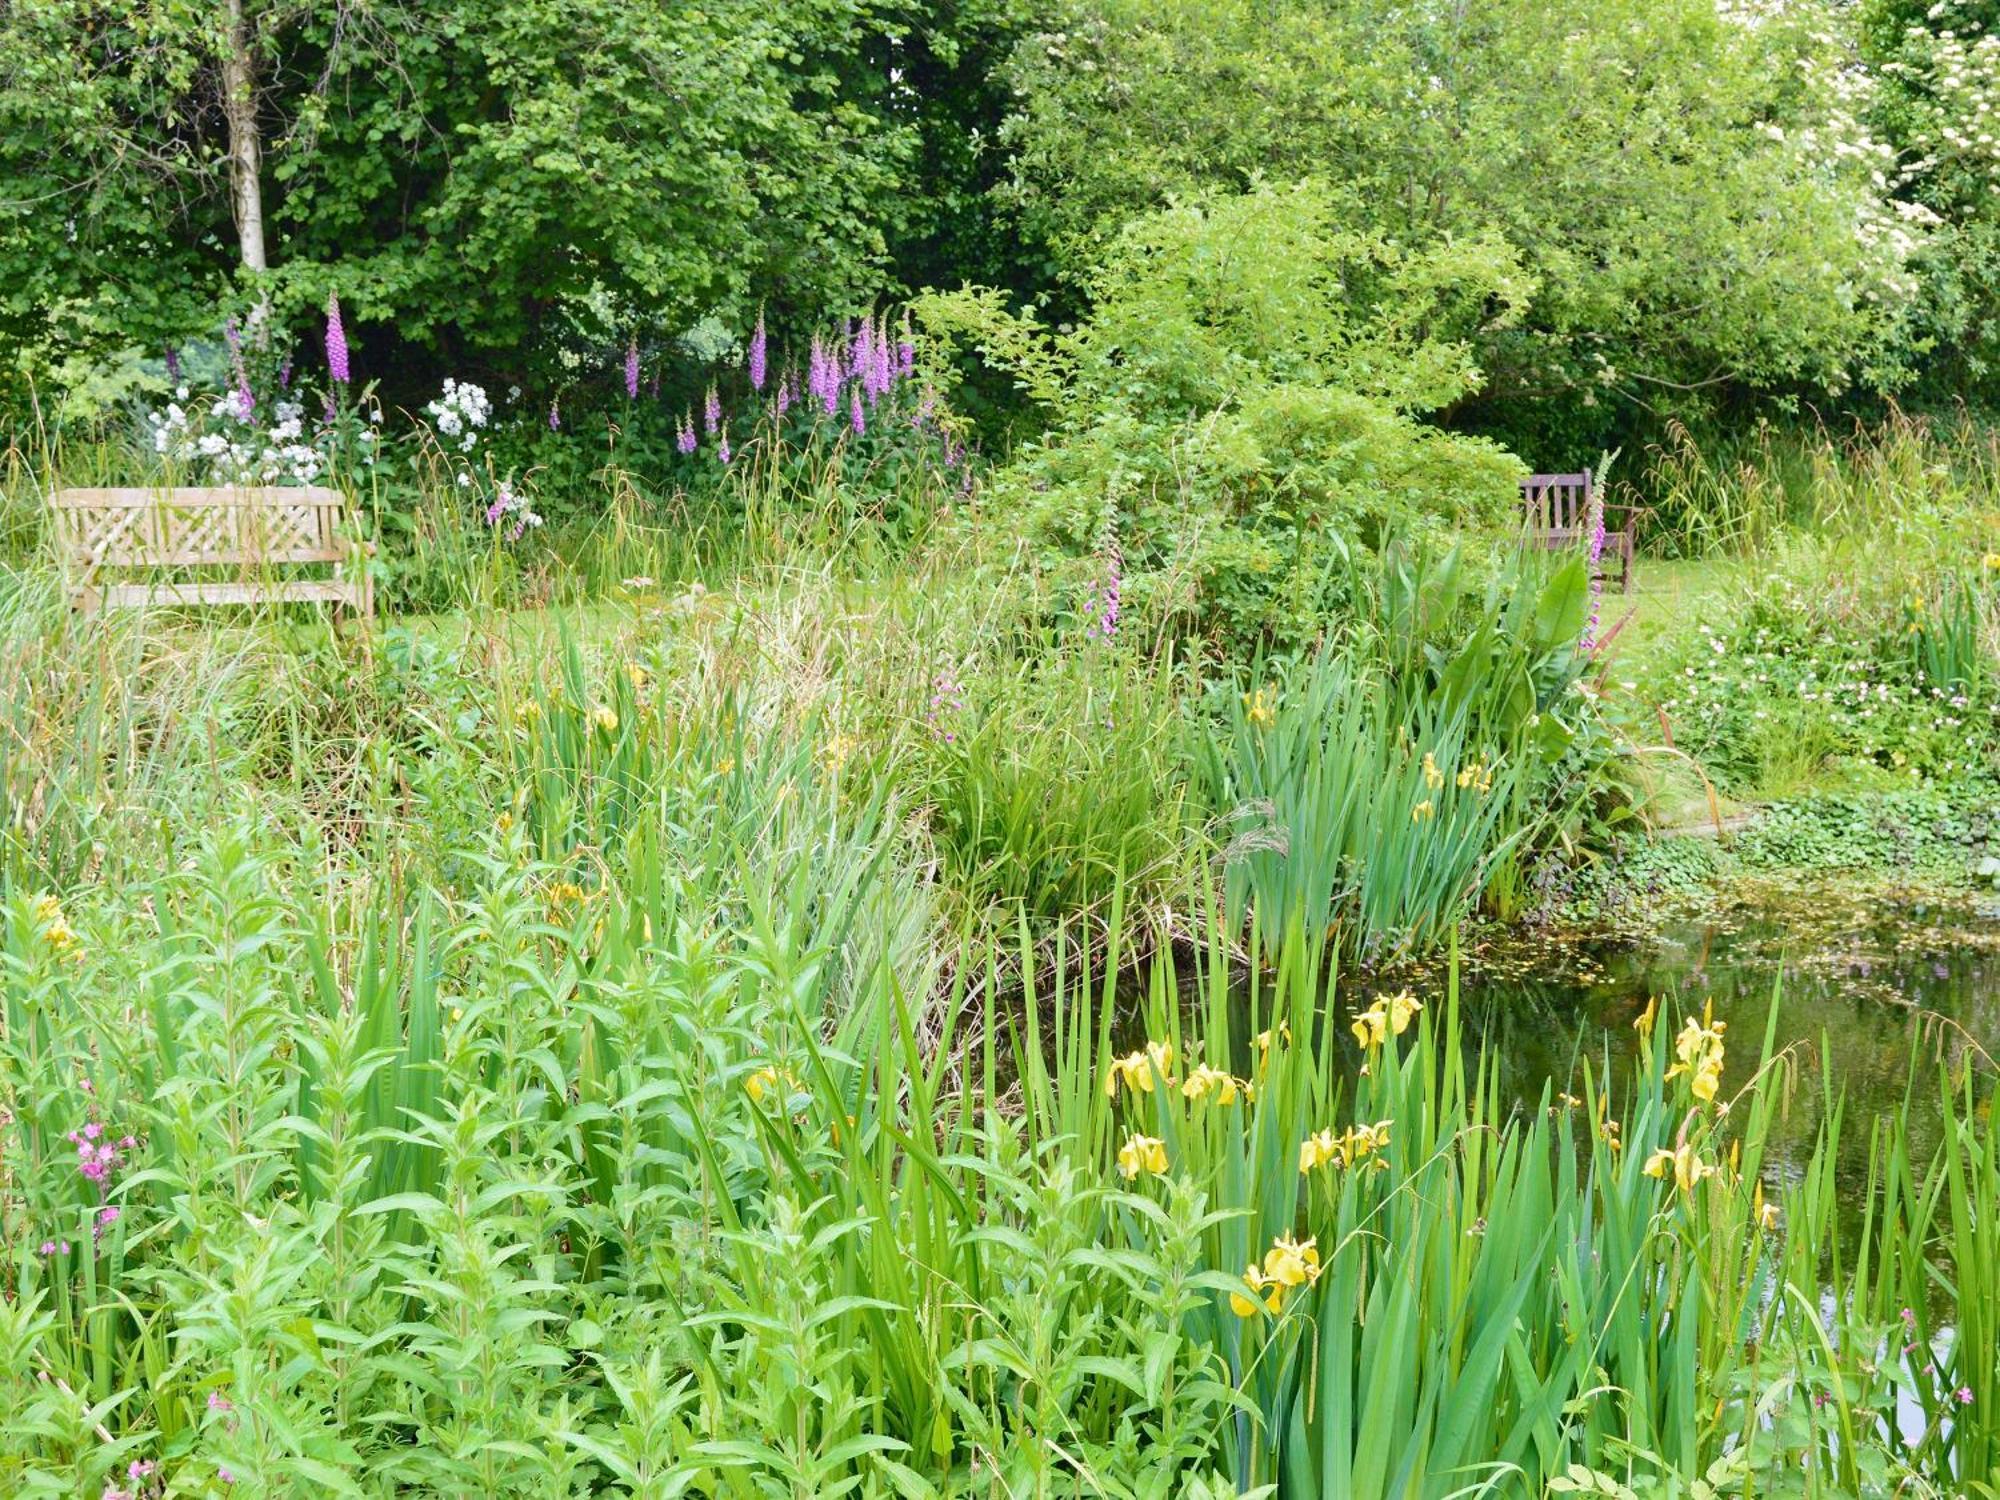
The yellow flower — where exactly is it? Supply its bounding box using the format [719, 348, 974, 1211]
[31, 894, 81, 960]
[1301, 1120, 1393, 1173]
[1230, 1234, 1323, 1317]
[1984, 553, 2000, 571]
[1104, 1040, 1175, 1099]
[1411, 799, 1435, 823]
[590, 704, 619, 734]
[496, 811, 514, 834]
[1182, 1064, 1244, 1105]
[1264, 1233, 1321, 1290]
[625, 661, 649, 690]
[1230, 1262, 1281, 1318]
[547, 880, 590, 919]
[1116, 1132, 1169, 1180]
[1244, 688, 1277, 729]
[818, 732, 860, 775]
[1642, 1142, 1716, 1194]
[1457, 759, 1494, 794]
[518, 698, 542, 721]
[1422, 752, 1444, 791]
[745, 1065, 799, 1105]
[716, 757, 736, 776]
[1664, 1009, 1727, 1106]
[1385, 990, 1421, 1035]
[1253, 1021, 1291, 1057]
[1633, 995, 1659, 1043]
[1299, 1129, 1341, 1173]
[1350, 991, 1419, 1050]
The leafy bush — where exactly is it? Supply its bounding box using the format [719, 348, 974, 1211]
[919, 182, 1530, 649]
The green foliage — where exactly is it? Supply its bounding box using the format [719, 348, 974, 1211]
[999, 0, 1926, 446]
[0, 0, 990, 403]
[920, 182, 1530, 648]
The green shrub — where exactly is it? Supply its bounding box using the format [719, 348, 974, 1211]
[918, 182, 1530, 650]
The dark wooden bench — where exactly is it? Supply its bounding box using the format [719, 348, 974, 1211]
[1520, 472, 1639, 593]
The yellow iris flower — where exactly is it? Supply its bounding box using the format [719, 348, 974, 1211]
[1182, 1064, 1245, 1105]
[1104, 1040, 1175, 1099]
[1116, 1132, 1168, 1179]
[1350, 991, 1421, 1049]
[1642, 1142, 1716, 1194]
[1230, 1233, 1323, 1317]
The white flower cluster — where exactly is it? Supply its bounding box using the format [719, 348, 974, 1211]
[425, 379, 492, 453]
[146, 386, 355, 485]
[1886, 17, 2000, 205]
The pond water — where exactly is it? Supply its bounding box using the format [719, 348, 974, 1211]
[1413, 881, 2000, 1198]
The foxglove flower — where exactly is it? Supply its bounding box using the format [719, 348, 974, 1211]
[164, 346, 181, 382]
[775, 372, 793, 417]
[325, 293, 350, 385]
[867, 315, 893, 399]
[849, 386, 865, 436]
[809, 335, 838, 416]
[897, 313, 916, 377]
[703, 385, 721, 435]
[1581, 485, 1607, 651]
[624, 338, 640, 400]
[278, 353, 292, 391]
[549, 399, 561, 432]
[748, 308, 768, 391]
[852, 317, 873, 395]
[235, 375, 255, 421]
[677, 413, 697, 453]
[717, 430, 732, 465]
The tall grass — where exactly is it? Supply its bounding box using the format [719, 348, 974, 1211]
[1634, 410, 2000, 560]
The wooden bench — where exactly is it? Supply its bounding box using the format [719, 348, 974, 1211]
[1519, 471, 1639, 593]
[52, 486, 373, 618]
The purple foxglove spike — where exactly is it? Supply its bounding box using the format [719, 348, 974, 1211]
[749, 308, 768, 391]
[677, 414, 697, 454]
[164, 346, 180, 382]
[849, 386, 865, 436]
[871, 320, 893, 398]
[852, 317, 873, 392]
[549, 399, 561, 432]
[624, 338, 640, 400]
[897, 312, 915, 377]
[325, 293, 350, 385]
[224, 316, 241, 354]
[278, 354, 292, 391]
[235, 375, 255, 420]
[703, 385, 721, 434]
[718, 430, 732, 465]
[776, 371, 793, 417]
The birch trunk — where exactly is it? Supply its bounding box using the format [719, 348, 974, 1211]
[220, 0, 267, 272]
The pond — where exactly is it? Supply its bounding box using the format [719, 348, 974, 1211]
[1421, 879, 2000, 1203]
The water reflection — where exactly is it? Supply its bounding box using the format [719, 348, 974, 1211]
[1381, 884, 2000, 1200]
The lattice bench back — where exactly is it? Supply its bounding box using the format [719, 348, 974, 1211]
[52, 486, 372, 616]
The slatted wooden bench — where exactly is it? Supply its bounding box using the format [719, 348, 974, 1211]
[1519, 471, 1640, 593]
[52, 486, 373, 617]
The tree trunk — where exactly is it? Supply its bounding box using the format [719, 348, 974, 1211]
[221, 0, 267, 273]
